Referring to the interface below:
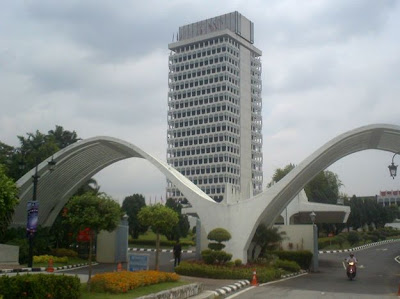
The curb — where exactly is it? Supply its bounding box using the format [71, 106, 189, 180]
[212, 270, 307, 297]
[0, 263, 92, 274]
[213, 280, 250, 297]
[128, 247, 195, 254]
[319, 238, 400, 254]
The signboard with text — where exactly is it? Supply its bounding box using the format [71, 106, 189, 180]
[128, 253, 149, 272]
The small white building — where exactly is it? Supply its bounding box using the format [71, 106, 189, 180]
[377, 190, 400, 207]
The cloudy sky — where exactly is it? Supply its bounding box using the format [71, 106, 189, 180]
[1, 0, 399, 204]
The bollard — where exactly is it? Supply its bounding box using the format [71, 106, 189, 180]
[117, 262, 122, 272]
[251, 269, 258, 286]
[46, 258, 54, 272]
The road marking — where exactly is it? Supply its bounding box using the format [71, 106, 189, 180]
[376, 248, 388, 251]
[395, 256, 400, 264]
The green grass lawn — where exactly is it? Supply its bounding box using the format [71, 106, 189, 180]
[80, 281, 190, 299]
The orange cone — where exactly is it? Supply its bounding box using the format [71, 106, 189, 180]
[117, 262, 122, 272]
[251, 269, 258, 286]
[46, 258, 54, 272]
[397, 281, 400, 296]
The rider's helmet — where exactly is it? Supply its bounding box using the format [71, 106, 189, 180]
[350, 253, 354, 257]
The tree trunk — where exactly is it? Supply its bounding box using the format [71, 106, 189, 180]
[87, 232, 93, 292]
[155, 232, 160, 270]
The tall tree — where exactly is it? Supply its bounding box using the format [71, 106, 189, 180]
[121, 194, 148, 239]
[165, 198, 190, 241]
[305, 170, 342, 204]
[64, 192, 122, 291]
[268, 163, 342, 205]
[267, 163, 295, 187]
[0, 164, 19, 241]
[138, 204, 179, 270]
[1, 126, 79, 181]
[47, 125, 80, 149]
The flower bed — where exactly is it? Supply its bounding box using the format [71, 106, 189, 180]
[90, 271, 180, 293]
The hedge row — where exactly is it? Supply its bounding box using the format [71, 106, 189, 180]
[175, 262, 282, 283]
[0, 274, 80, 299]
[274, 259, 301, 272]
[130, 239, 194, 247]
[270, 250, 313, 269]
[33, 255, 68, 264]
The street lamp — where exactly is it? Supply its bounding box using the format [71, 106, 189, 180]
[309, 211, 316, 224]
[27, 156, 57, 268]
[309, 211, 318, 272]
[388, 153, 398, 179]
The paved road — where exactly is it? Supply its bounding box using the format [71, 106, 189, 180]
[230, 242, 400, 298]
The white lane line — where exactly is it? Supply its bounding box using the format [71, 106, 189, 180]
[395, 256, 400, 264]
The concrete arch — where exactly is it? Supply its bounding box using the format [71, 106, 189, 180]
[12, 137, 217, 228]
[11, 124, 400, 262]
[220, 123, 400, 261]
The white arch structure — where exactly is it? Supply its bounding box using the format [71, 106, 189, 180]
[12, 124, 400, 262]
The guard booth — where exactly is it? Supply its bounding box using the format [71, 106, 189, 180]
[96, 215, 129, 263]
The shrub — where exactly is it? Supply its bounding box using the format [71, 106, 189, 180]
[207, 228, 231, 251]
[91, 271, 179, 293]
[274, 259, 301, 272]
[201, 249, 232, 265]
[33, 255, 68, 264]
[208, 243, 225, 251]
[234, 259, 242, 267]
[175, 261, 281, 282]
[347, 231, 361, 245]
[366, 234, 379, 243]
[270, 250, 313, 269]
[0, 274, 80, 299]
[51, 248, 78, 258]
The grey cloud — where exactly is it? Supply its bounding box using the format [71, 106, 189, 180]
[23, 1, 176, 61]
[255, 0, 398, 48]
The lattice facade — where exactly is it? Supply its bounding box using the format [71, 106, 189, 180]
[166, 12, 263, 202]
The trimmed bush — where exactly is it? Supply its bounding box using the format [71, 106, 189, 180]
[208, 243, 225, 251]
[175, 261, 281, 283]
[274, 259, 301, 272]
[201, 249, 232, 265]
[234, 259, 242, 267]
[33, 255, 68, 264]
[270, 250, 313, 269]
[51, 248, 78, 258]
[0, 274, 80, 299]
[91, 271, 179, 293]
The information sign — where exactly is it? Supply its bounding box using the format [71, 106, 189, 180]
[128, 253, 149, 271]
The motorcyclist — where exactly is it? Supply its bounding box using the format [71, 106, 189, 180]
[345, 252, 358, 264]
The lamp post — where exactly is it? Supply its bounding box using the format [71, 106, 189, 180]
[27, 156, 56, 268]
[388, 153, 399, 179]
[309, 211, 318, 272]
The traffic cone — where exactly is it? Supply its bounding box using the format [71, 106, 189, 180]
[46, 258, 54, 273]
[397, 281, 400, 296]
[251, 269, 258, 286]
[117, 262, 122, 272]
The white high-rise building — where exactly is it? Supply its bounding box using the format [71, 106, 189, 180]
[167, 12, 262, 203]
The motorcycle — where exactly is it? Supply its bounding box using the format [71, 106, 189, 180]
[346, 261, 357, 280]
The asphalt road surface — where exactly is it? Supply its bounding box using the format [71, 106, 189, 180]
[231, 242, 400, 298]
